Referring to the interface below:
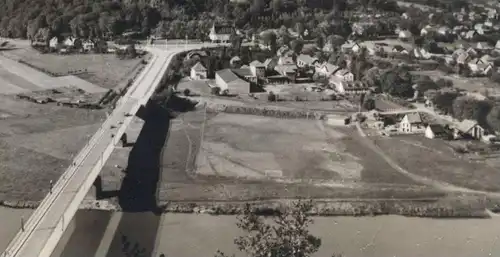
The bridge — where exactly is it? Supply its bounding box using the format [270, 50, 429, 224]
[1, 42, 222, 257]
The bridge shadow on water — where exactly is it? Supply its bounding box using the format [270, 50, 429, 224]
[105, 95, 196, 257]
[53, 96, 197, 257]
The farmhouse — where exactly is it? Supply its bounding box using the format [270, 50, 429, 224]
[398, 30, 412, 40]
[453, 119, 485, 140]
[209, 24, 233, 43]
[215, 69, 250, 94]
[190, 62, 208, 80]
[399, 113, 424, 133]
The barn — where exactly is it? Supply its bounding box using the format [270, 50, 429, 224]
[215, 69, 250, 94]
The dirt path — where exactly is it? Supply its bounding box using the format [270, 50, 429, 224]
[354, 122, 500, 197]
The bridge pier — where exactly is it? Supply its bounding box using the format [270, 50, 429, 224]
[93, 175, 103, 200]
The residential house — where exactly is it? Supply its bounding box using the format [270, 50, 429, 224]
[315, 63, 339, 77]
[341, 41, 361, 53]
[333, 69, 354, 82]
[230, 56, 242, 68]
[420, 25, 434, 36]
[468, 58, 494, 75]
[466, 47, 478, 57]
[232, 68, 257, 83]
[274, 64, 297, 79]
[190, 62, 208, 80]
[82, 39, 95, 52]
[63, 36, 82, 49]
[209, 24, 233, 43]
[495, 40, 500, 50]
[249, 60, 266, 78]
[485, 20, 494, 27]
[476, 41, 493, 50]
[453, 119, 485, 140]
[333, 80, 369, 95]
[453, 25, 468, 34]
[398, 30, 412, 40]
[296, 54, 319, 68]
[263, 58, 278, 71]
[455, 40, 470, 49]
[49, 36, 60, 50]
[480, 54, 495, 65]
[412, 48, 431, 59]
[351, 22, 375, 36]
[392, 45, 409, 54]
[215, 69, 250, 94]
[456, 52, 471, 64]
[437, 26, 451, 36]
[445, 56, 456, 65]
[464, 30, 478, 39]
[425, 124, 449, 139]
[278, 56, 295, 65]
[488, 8, 498, 19]
[401, 12, 410, 19]
[399, 113, 424, 133]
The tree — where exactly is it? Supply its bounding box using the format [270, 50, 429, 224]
[433, 90, 459, 115]
[452, 96, 492, 124]
[487, 105, 500, 132]
[295, 22, 305, 38]
[126, 44, 137, 58]
[416, 75, 439, 93]
[363, 97, 376, 110]
[290, 39, 304, 54]
[379, 67, 414, 97]
[211, 86, 221, 95]
[216, 201, 324, 257]
[268, 91, 277, 101]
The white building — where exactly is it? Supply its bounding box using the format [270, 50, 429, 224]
[190, 62, 208, 80]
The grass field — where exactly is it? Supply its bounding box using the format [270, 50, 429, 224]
[0, 95, 106, 201]
[1, 47, 145, 89]
[373, 135, 500, 192]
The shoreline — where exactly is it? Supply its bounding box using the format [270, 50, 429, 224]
[1, 198, 497, 219]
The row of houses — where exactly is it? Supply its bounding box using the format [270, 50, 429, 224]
[47, 36, 108, 53]
[382, 112, 491, 142]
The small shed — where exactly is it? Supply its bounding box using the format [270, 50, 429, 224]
[425, 124, 448, 139]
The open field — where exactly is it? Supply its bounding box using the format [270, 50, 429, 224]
[94, 106, 453, 206]
[0, 94, 106, 201]
[1, 47, 146, 89]
[373, 135, 500, 192]
[411, 70, 500, 97]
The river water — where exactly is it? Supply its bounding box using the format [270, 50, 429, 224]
[1, 207, 500, 257]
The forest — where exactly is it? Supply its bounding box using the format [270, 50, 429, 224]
[0, 0, 403, 42]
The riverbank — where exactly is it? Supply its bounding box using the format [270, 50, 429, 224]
[2, 196, 498, 218]
[2, 207, 500, 257]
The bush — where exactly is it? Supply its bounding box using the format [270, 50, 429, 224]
[183, 88, 191, 96]
[211, 87, 221, 95]
[268, 91, 276, 102]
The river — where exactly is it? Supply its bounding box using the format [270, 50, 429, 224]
[1, 207, 500, 257]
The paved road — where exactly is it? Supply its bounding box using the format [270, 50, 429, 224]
[1, 43, 222, 257]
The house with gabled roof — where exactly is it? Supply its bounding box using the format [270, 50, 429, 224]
[464, 30, 478, 39]
[425, 124, 449, 139]
[456, 52, 471, 64]
[190, 62, 208, 80]
[209, 24, 234, 43]
[315, 63, 339, 77]
[341, 41, 361, 53]
[476, 41, 493, 50]
[398, 30, 412, 40]
[333, 68, 354, 82]
[215, 69, 250, 94]
[392, 45, 409, 54]
[399, 113, 424, 133]
[453, 119, 485, 140]
[296, 54, 319, 68]
[249, 60, 266, 78]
